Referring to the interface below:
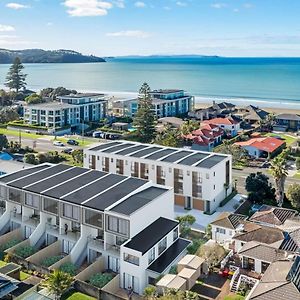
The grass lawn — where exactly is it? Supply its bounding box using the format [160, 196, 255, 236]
[264, 132, 297, 147]
[20, 271, 31, 281]
[294, 172, 300, 179]
[0, 260, 7, 267]
[224, 295, 245, 300]
[62, 291, 96, 300]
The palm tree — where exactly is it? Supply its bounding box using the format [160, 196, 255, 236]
[270, 156, 288, 207]
[42, 269, 73, 300]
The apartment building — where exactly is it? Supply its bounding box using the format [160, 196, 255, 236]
[84, 141, 232, 214]
[0, 164, 189, 295]
[24, 93, 107, 131]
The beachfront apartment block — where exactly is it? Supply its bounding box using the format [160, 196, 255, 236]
[0, 163, 190, 295]
[23, 93, 107, 131]
[84, 141, 232, 214]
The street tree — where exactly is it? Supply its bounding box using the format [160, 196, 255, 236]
[0, 107, 19, 124]
[133, 82, 156, 143]
[0, 134, 8, 151]
[198, 243, 226, 271]
[5, 57, 27, 93]
[287, 183, 300, 210]
[214, 140, 247, 164]
[176, 215, 196, 237]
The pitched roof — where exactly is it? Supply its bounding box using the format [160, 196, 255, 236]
[235, 137, 285, 153]
[203, 117, 238, 126]
[239, 241, 286, 263]
[245, 105, 269, 121]
[249, 205, 297, 226]
[210, 212, 248, 229]
[276, 114, 300, 121]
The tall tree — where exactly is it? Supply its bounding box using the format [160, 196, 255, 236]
[214, 140, 247, 164]
[155, 124, 183, 147]
[42, 270, 73, 300]
[287, 183, 300, 210]
[133, 83, 156, 143]
[5, 57, 27, 93]
[270, 156, 288, 207]
[180, 120, 200, 136]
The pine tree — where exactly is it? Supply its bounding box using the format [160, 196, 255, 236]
[5, 57, 27, 93]
[133, 82, 156, 143]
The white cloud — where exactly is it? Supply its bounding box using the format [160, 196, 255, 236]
[0, 24, 15, 32]
[46, 22, 53, 26]
[176, 1, 187, 7]
[0, 35, 36, 46]
[63, 0, 113, 17]
[134, 1, 146, 8]
[106, 30, 151, 38]
[6, 2, 29, 9]
[163, 6, 171, 10]
[114, 0, 125, 8]
[211, 3, 227, 9]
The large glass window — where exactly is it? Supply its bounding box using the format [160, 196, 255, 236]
[148, 247, 155, 264]
[25, 193, 39, 208]
[43, 198, 58, 214]
[8, 188, 22, 203]
[63, 203, 79, 220]
[84, 209, 103, 228]
[173, 228, 179, 241]
[123, 253, 139, 266]
[158, 237, 167, 255]
[107, 216, 129, 236]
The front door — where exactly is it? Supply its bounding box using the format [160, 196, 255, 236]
[124, 273, 139, 293]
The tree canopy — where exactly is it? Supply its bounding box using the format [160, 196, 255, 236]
[0, 134, 8, 151]
[25, 93, 45, 105]
[0, 107, 19, 123]
[133, 82, 156, 143]
[214, 140, 247, 165]
[5, 57, 27, 93]
[155, 124, 183, 148]
[287, 183, 300, 210]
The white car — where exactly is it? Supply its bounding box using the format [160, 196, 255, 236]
[53, 141, 64, 147]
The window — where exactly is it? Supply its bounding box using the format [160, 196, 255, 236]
[9, 188, 22, 203]
[43, 198, 58, 214]
[216, 228, 226, 234]
[107, 216, 129, 236]
[148, 247, 155, 264]
[84, 209, 103, 228]
[63, 203, 79, 220]
[173, 228, 179, 241]
[123, 253, 139, 266]
[158, 237, 167, 255]
[25, 193, 39, 208]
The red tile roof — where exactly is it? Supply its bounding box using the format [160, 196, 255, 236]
[235, 137, 285, 153]
[203, 117, 239, 126]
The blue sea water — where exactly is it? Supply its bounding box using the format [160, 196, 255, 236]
[0, 56, 300, 108]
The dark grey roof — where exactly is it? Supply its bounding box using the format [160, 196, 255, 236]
[102, 143, 136, 153]
[0, 164, 50, 183]
[83, 177, 146, 211]
[124, 217, 178, 254]
[26, 167, 89, 194]
[161, 151, 191, 163]
[7, 164, 71, 189]
[43, 170, 105, 198]
[145, 149, 176, 160]
[147, 238, 191, 273]
[116, 145, 148, 156]
[178, 153, 209, 166]
[110, 187, 169, 215]
[129, 147, 161, 158]
[277, 114, 300, 121]
[89, 142, 121, 151]
[196, 155, 226, 168]
[62, 173, 125, 205]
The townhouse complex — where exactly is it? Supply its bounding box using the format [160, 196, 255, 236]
[24, 93, 107, 131]
[84, 141, 232, 214]
[0, 164, 190, 295]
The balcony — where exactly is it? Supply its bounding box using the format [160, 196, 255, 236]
[46, 223, 60, 236]
[23, 215, 40, 227]
[10, 211, 22, 223]
[62, 227, 81, 241]
[106, 243, 120, 256]
[87, 235, 105, 251]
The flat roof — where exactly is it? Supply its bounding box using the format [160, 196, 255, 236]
[0, 165, 50, 183]
[7, 164, 71, 189]
[147, 238, 191, 273]
[59, 93, 105, 99]
[123, 217, 178, 254]
[26, 102, 76, 109]
[110, 186, 169, 216]
[88, 141, 229, 169]
[62, 173, 124, 205]
[83, 177, 146, 211]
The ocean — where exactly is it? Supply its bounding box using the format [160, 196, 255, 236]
[1, 56, 300, 108]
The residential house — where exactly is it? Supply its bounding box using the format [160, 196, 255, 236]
[23, 93, 107, 133]
[0, 163, 190, 295]
[84, 141, 232, 214]
[210, 213, 248, 247]
[203, 117, 240, 137]
[188, 101, 236, 121]
[157, 117, 184, 130]
[234, 105, 269, 125]
[235, 137, 286, 159]
[275, 113, 300, 131]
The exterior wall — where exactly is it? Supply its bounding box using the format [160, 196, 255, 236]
[241, 146, 262, 158]
[84, 149, 232, 214]
[211, 224, 234, 245]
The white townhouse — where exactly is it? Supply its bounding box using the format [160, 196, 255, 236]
[24, 93, 107, 131]
[0, 164, 189, 295]
[84, 141, 232, 214]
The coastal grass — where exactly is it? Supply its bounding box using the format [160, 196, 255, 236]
[264, 132, 297, 146]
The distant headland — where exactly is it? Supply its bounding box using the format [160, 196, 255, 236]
[0, 49, 106, 64]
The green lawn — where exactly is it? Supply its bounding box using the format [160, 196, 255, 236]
[0, 260, 31, 281]
[264, 132, 297, 147]
[294, 172, 300, 179]
[0, 260, 7, 267]
[224, 295, 245, 300]
[62, 291, 96, 300]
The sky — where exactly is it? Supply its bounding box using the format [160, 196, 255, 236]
[0, 0, 300, 57]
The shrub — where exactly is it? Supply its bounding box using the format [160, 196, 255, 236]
[168, 265, 177, 274]
[0, 239, 22, 251]
[89, 272, 114, 288]
[296, 157, 300, 170]
[59, 262, 77, 276]
[187, 239, 204, 254]
[14, 245, 36, 258]
[41, 255, 63, 267]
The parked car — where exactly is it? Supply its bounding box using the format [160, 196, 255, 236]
[53, 141, 64, 147]
[62, 148, 73, 154]
[92, 131, 103, 138]
[67, 139, 79, 146]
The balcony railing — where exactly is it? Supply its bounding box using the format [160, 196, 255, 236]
[23, 215, 40, 227]
[10, 211, 22, 223]
[87, 235, 105, 250]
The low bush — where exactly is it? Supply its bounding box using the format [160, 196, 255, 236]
[89, 272, 114, 288]
[60, 262, 77, 276]
[14, 245, 36, 258]
[41, 255, 63, 267]
[0, 239, 22, 258]
[187, 239, 205, 255]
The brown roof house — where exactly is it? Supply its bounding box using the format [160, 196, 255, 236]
[248, 257, 300, 300]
